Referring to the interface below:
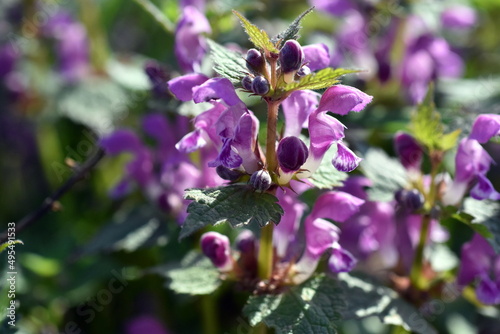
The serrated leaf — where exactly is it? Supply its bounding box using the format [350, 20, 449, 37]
[309, 145, 348, 189]
[207, 39, 248, 84]
[463, 198, 500, 253]
[243, 274, 345, 334]
[0, 240, 23, 254]
[280, 68, 360, 93]
[339, 273, 437, 334]
[74, 206, 166, 258]
[181, 185, 284, 239]
[272, 7, 314, 48]
[158, 251, 221, 295]
[232, 10, 278, 53]
[411, 85, 460, 152]
[360, 149, 408, 201]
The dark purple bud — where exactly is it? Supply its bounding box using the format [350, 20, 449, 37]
[297, 65, 311, 77]
[200, 232, 233, 271]
[394, 131, 423, 171]
[241, 75, 253, 91]
[250, 169, 272, 192]
[279, 40, 304, 74]
[216, 165, 242, 181]
[144, 61, 170, 97]
[277, 136, 309, 172]
[246, 48, 265, 72]
[251, 76, 270, 95]
[395, 189, 424, 212]
[235, 230, 256, 254]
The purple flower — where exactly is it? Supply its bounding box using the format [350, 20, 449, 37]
[277, 136, 309, 173]
[441, 6, 477, 29]
[309, 0, 356, 17]
[0, 44, 17, 78]
[200, 231, 233, 271]
[469, 114, 500, 144]
[168, 73, 210, 101]
[145, 61, 170, 98]
[394, 132, 423, 171]
[126, 315, 169, 334]
[457, 234, 500, 305]
[297, 85, 372, 177]
[174, 6, 211, 73]
[281, 90, 320, 138]
[303, 44, 330, 72]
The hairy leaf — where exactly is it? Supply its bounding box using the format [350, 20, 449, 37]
[181, 185, 284, 239]
[339, 273, 437, 334]
[159, 251, 221, 295]
[243, 274, 345, 333]
[361, 148, 407, 201]
[463, 198, 500, 253]
[273, 7, 315, 48]
[280, 68, 360, 93]
[411, 86, 460, 152]
[207, 39, 248, 84]
[233, 10, 278, 53]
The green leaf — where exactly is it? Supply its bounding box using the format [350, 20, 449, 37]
[159, 251, 221, 295]
[339, 273, 437, 334]
[463, 198, 500, 253]
[106, 56, 152, 91]
[444, 207, 494, 239]
[0, 240, 23, 254]
[181, 185, 283, 239]
[74, 206, 167, 258]
[57, 76, 128, 135]
[280, 68, 360, 93]
[232, 10, 278, 53]
[243, 274, 345, 333]
[132, 0, 175, 33]
[309, 145, 348, 189]
[273, 7, 315, 48]
[411, 85, 460, 152]
[360, 148, 408, 201]
[207, 39, 248, 84]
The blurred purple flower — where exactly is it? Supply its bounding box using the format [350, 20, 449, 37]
[201, 231, 233, 271]
[0, 44, 17, 78]
[469, 114, 500, 144]
[126, 315, 169, 334]
[309, 0, 355, 16]
[457, 234, 500, 305]
[175, 6, 211, 73]
[394, 132, 423, 172]
[441, 6, 477, 29]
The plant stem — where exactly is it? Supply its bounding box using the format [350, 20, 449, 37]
[252, 322, 268, 334]
[257, 100, 280, 280]
[201, 294, 218, 334]
[409, 213, 431, 290]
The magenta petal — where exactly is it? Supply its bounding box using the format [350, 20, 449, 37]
[167, 73, 209, 101]
[470, 174, 500, 201]
[232, 113, 260, 173]
[282, 90, 319, 137]
[175, 129, 207, 153]
[208, 138, 242, 169]
[193, 77, 241, 106]
[394, 131, 423, 171]
[332, 142, 362, 172]
[328, 247, 357, 273]
[308, 111, 346, 160]
[200, 231, 233, 271]
[469, 114, 500, 143]
[311, 191, 365, 223]
[99, 129, 142, 155]
[317, 84, 373, 115]
[441, 6, 477, 29]
[476, 275, 500, 305]
[455, 138, 494, 183]
[457, 234, 495, 287]
[303, 44, 330, 71]
[274, 191, 306, 258]
[305, 218, 340, 258]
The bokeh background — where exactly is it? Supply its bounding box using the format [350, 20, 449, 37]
[1, 0, 500, 333]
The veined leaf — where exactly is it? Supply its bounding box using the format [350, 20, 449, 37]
[463, 198, 500, 253]
[243, 274, 345, 333]
[180, 185, 284, 240]
[233, 10, 278, 53]
[280, 68, 361, 92]
[273, 7, 315, 48]
[207, 39, 247, 84]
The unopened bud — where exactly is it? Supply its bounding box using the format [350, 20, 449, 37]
[277, 136, 309, 172]
[394, 132, 423, 171]
[246, 48, 265, 72]
[235, 230, 256, 254]
[395, 189, 424, 212]
[279, 40, 304, 74]
[297, 65, 311, 77]
[251, 76, 270, 95]
[250, 169, 272, 192]
[216, 165, 242, 181]
[200, 232, 233, 271]
[241, 76, 253, 91]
